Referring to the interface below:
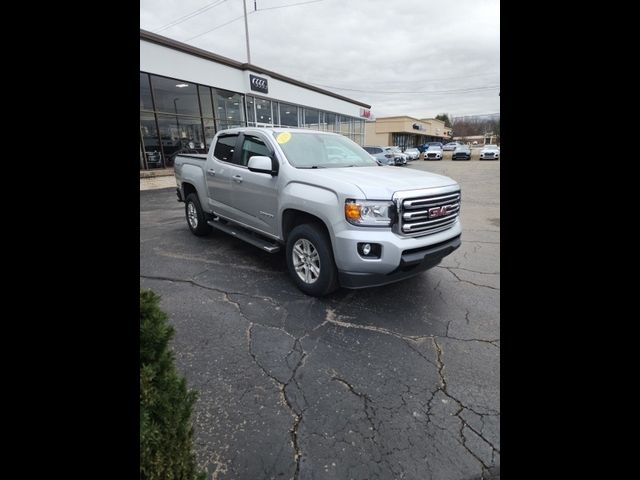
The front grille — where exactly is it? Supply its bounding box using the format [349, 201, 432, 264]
[398, 190, 460, 237]
[427, 153, 437, 158]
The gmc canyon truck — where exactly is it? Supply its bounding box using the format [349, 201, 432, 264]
[174, 128, 461, 296]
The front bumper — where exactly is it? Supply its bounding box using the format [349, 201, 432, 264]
[332, 219, 462, 288]
[338, 234, 461, 288]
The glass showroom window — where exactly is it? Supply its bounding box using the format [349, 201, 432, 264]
[339, 115, 351, 136]
[255, 98, 273, 125]
[140, 112, 163, 169]
[198, 85, 214, 118]
[203, 118, 216, 150]
[214, 88, 245, 130]
[279, 102, 299, 127]
[140, 73, 154, 111]
[304, 108, 320, 130]
[156, 114, 205, 167]
[246, 96, 255, 125]
[271, 102, 280, 126]
[352, 118, 364, 145]
[354, 118, 364, 136]
[150, 75, 201, 117]
[324, 112, 336, 132]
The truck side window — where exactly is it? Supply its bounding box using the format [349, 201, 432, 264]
[240, 135, 272, 167]
[213, 134, 238, 163]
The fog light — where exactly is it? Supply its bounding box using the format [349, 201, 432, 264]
[357, 242, 381, 258]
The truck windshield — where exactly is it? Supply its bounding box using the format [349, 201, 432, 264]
[274, 132, 378, 168]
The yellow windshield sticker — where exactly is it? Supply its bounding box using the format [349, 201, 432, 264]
[276, 132, 292, 144]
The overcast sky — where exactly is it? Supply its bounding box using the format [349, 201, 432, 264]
[140, 0, 499, 119]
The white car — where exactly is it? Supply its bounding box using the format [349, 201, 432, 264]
[403, 147, 420, 160]
[384, 146, 408, 165]
[479, 145, 500, 160]
[424, 145, 443, 160]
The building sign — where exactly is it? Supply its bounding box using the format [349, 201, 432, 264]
[360, 108, 372, 118]
[250, 74, 268, 94]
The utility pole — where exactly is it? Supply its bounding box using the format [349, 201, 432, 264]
[242, 0, 251, 64]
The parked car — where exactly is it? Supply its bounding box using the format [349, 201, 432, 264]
[451, 144, 471, 161]
[479, 144, 500, 160]
[443, 142, 461, 151]
[417, 142, 443, 153]
[424, 145, 443, 160]
[363, 146, 401, 166]
[403, 147, 420, 160]
[384, 146, 408, 165]
[174, 127, 462, 296]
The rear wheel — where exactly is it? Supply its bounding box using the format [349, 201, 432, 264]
[185, 193, 212, 236]
[286, 223, 338, 296]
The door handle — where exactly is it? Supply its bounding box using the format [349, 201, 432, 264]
[232, 175, 243, 183]
[207, 169, 216, 176]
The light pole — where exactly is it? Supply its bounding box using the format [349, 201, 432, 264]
[242, 0, 251, 63]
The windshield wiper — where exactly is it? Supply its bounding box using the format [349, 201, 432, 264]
[298, 165, 326, 169]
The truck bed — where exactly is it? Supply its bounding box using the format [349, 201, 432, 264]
[174, 153, 208, 176]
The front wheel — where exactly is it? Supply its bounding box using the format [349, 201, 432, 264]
[286, 224, 339, 296]
[185, 193, 212, 236]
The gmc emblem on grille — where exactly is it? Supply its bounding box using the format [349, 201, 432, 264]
[429, 206, 450, 218]
[250, 74, 268, 93]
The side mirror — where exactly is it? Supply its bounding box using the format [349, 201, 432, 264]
[248, 156, 278, 176]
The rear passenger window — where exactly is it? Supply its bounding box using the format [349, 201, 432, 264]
[214, 135, 238, 162]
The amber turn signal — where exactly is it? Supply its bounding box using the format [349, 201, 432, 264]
[345, 203, 361, 221]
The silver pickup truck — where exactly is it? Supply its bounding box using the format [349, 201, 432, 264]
[174, 127, 461, 296]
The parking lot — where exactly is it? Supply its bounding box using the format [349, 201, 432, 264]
[140, 159, 500, 480]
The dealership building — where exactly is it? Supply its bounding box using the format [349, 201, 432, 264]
[364, 116, 453, 150]
[140, 29, 371, 170]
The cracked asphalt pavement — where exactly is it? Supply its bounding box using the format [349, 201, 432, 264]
[140, 160, 500, 480]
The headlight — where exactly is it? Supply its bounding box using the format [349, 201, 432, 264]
[345, 199, 395, 226]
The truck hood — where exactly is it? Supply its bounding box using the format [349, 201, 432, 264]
[303, 166, 458, 199]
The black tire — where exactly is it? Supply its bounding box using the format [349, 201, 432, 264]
[185, 193, 212, 236]
[286, 223, 339, 296]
